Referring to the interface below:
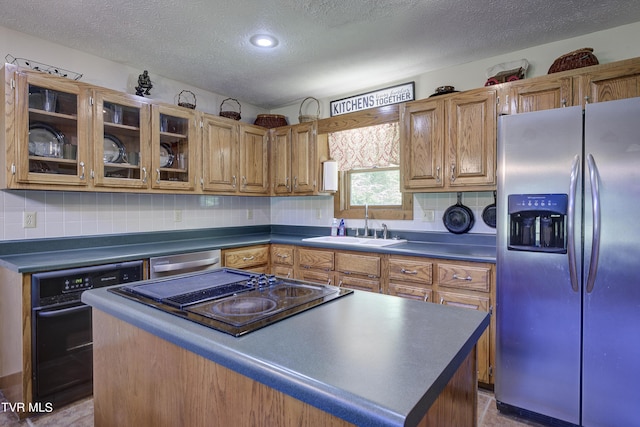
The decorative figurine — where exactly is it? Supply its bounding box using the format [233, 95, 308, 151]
[135, 70, 153, 96]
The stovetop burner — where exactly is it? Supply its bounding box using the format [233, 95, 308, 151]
[110, 268, 353, 336]
[210, 296, 278, 317]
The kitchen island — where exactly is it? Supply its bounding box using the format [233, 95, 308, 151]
[83, 282, 489, 427]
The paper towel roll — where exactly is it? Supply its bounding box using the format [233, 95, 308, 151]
[322, 160, 338, 192]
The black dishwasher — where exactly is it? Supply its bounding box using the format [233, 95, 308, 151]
[31, 261, 143, 407]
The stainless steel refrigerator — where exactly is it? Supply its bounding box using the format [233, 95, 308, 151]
[496, 97, 640, 427]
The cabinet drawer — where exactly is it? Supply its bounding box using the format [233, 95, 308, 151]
[388, 258, 433, 285]
[270, 245, 294, 266]
[335, 252, 380, 277]
[436, 290, 489, 311]
[388, 283, 432, 302]
[223, 245, 269, 269]
[437, 263, 490, 292]
[338, 274, 380, 293]
[297, 248, 334, 271]
[272, 265, 293, 278]
[296, 269, 334, 286]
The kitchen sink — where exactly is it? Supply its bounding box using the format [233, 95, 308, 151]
[301, 236, 407, 247]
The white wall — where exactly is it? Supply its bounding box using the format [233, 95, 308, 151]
[2, 22, 640, 241]
[272, 21, 640, 122]
[0, 191, 271, 240]
[270, 192, 497, 236]
[0, 26, 268, 123]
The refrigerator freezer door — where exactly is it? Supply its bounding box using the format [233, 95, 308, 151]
[583, 98, 640, 427]
[496, 106, 583, 424]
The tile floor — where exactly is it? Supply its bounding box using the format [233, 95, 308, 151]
[1, 389, 548, 426]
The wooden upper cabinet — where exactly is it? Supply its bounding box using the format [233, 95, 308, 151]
[270, 122, 318, 195]
[238, 124, 269, 194]
[5, 65, 91, 188]
[92, 91, 151, 190]
[400, 98, 445, 190]
[401, 87, 496, 191]
[201, 116, 268, 195]
[501, 75, 573, 114]
[150, 104, 198, 191]
[271, 126, 292, 194]
[202, 113, 239, 193]
[575, 58, 640, 106]
[446, 88, 496, 188]
[291, 122, 316, 194]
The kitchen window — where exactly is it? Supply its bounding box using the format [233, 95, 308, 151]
[329, 122, 412, 220]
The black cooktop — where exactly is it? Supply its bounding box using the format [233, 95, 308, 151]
[110, 268, 352, 336]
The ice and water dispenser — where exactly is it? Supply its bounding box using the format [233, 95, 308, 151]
[507, 194, 567, 253]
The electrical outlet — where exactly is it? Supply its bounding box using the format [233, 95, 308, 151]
[316, 208, 322, 219]
[174, 210, 182, 222]
[246, 209, 254, 220]
[422, 209, 435, 222]
[23, 211, 37, 228]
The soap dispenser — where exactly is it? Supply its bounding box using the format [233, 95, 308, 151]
[331, 218, 339, 236]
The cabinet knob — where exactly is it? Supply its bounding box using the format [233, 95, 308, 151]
[142, 167, 147, 184]
[79, 162, 85, 180]
[450, 164, 456, 182]
[452, 274, 472, 281]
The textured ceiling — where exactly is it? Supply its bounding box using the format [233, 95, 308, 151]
[1, 0, 640, 109]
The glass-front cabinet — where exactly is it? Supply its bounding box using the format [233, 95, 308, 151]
[92, 91, 150, 189]
[12, 67, 90, 187]
[150, 104, 198, 191]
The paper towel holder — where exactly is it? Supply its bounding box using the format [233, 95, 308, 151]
[322, 160, 338, 192]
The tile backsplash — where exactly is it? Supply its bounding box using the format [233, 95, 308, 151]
[0, 190, 496, 241]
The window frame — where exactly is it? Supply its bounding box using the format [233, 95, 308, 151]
[335, 166, 413, 220]
[318, 105, 413, 221]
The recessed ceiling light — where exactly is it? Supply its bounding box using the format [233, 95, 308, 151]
[250, 34, 279, 48]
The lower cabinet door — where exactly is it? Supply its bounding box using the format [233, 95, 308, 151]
[437, 290, 491, 384]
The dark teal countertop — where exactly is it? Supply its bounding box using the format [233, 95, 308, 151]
[83, 280, 489, 427]
[0, 225, 495, 273]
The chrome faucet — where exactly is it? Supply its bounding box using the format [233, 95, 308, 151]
[363, 204, 369, 237]
[381, 223, 388, 239]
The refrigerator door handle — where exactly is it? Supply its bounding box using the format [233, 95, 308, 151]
[586, 154, 601, 293]
[567, 154, 580, 292]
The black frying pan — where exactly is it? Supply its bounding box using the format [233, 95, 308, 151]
[443, 192, 475, 234]
[482, 191, 497, 228]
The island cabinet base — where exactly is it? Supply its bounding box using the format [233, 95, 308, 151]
[92, 309, 477, 427]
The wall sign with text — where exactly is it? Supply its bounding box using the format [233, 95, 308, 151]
[330, 82, 415, 116]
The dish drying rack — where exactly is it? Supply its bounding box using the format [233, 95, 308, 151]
[5, 54, 83, 80]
